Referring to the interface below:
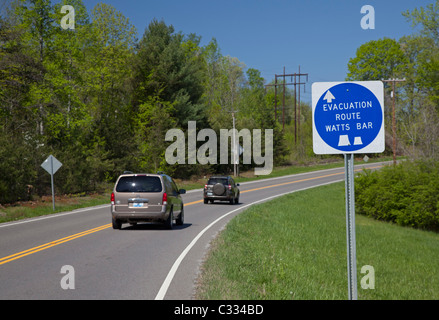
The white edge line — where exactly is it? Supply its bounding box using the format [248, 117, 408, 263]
[154, 178, 344, 300]
[184, 161, 390, 194]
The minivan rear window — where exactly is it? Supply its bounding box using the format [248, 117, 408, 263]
[116, 176, 162, 193]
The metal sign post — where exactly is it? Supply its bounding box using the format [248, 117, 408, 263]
[50, 156, 55, 211]
[344, 153, 357, 300]
[312, 81, 385, 300]
[41, 155, 62, 211]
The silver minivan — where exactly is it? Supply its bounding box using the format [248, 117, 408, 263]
[111, 172, 186, 229]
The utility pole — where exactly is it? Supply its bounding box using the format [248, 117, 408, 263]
[283, 66, 286, 131]
[274, 76, 278, 121]
[297, 65, 306, 144]
[227, 110, 239, 177]
[382, 78, 406, 165]
[265, 67, 308, 142]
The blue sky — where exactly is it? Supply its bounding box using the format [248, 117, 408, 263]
[79, 0, 432, 104]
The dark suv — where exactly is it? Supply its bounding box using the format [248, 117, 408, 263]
[203, 175, 240, 204]
[111, 172, 186, 229]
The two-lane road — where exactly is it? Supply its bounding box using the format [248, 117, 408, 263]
[0, 161, 388, 299]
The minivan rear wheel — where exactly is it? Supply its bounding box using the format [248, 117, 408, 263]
[165, 208, 174, 229]
[176, 206, 184, 226]
[112, 217, 122, 230]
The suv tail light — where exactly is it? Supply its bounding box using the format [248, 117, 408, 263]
[228, 184, 232, 190]
[204, 184, 207, 189]
[162, 192, 168, 205]
[111, 192, 115, 205]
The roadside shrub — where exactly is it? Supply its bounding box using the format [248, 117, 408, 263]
[0, 133, 38, 204]
[355, 160, 439, 232]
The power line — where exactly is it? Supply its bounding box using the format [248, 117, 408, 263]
[265, 66, 308, 143]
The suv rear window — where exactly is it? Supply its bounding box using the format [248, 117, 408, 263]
[208, 178, 228, 185]
[116, 176, 162, 193]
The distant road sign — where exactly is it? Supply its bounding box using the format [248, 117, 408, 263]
[312, 81, 384, 154]
[41, 155, 62, 175]
[41, 155, 62, 210]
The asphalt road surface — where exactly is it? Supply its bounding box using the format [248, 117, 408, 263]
[0, 161, 389, 300]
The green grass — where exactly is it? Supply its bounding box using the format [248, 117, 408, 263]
[0, 193, 110, 223]
[196, 182, 439, 300]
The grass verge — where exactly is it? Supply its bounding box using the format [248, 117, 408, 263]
[195, 182, 439, 300]
[0, 193, 110, 223]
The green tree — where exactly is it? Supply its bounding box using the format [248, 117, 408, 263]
[82, 2, 138, 178]
[133, 19, 206, 128]
[398, 1, 439, 158]
[346, 38, 407, 82]
[398, 35, 433, 112]
[203, 54, 246, 131]
[0, 14, 43, 203]
[241, 68, 288, 166]
[403, 1, 439, 106]
[14, 0, 57, 138]
[403, 0, 439, 45]
[43, 0, 90, 146]
[15, 0, 54, 63]
[135, 94, 177, 173]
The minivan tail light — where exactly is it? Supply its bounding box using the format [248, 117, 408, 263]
[111, 192, 115, 205]
[162, 192, 168, 205]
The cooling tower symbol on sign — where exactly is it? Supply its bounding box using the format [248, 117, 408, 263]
[338, 135, 363, 147]
[354, 137, 363, 145]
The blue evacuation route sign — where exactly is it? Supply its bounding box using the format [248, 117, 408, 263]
[312, 81, 384, 155]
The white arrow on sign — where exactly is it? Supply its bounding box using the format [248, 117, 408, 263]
[323, 90, 335, 103]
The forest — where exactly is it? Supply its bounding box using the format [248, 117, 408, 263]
[0, 0, 294, 203]
[1, 0, 438, 204]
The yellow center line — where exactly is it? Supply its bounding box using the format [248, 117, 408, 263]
[0, 165, 382, 266]
[0, 224, 111, 265]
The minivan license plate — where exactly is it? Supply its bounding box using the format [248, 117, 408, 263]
[131, 202, 144, 208]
